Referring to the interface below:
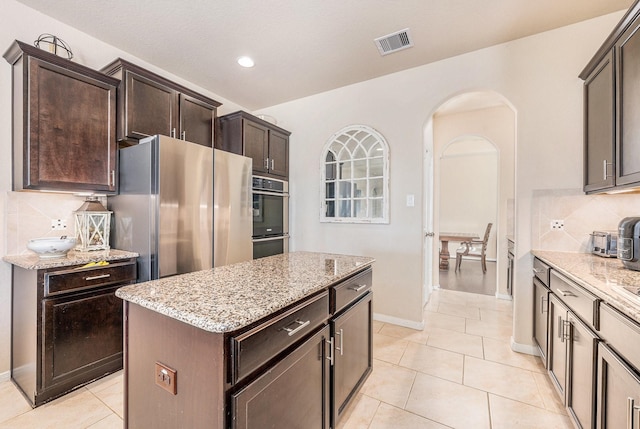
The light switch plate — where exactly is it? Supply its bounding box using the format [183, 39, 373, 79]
[406, 194, 415, 207]
[155, 362, 177, 395]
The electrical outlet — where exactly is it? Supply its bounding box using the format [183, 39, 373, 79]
[155, 362, 177, 395]
[550, 219, 564, 230]
[51, 219, 66, 230]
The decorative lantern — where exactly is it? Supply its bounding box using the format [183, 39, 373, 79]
[74, 197, 111, 252]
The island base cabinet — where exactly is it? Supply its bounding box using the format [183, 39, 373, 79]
[124, 303, 226, 429]
[332, 292, 373, 426]
[230, 326, 331, 429]
[596, 343, 640, 429]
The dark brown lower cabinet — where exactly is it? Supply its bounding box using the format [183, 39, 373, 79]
[231, 326, 331, 429]
[533, 277, 549, 366]
[11, 259, 136, 406]
[331, 292, 373, 425]
[566, 312, 598, 429]
[597, 342, 640, 429]
[548, 294, 569, 398]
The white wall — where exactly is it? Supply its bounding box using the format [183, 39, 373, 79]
[0, 0, 250, 376]
[434, 105, 515, 296]
[258, 12, 626, 342]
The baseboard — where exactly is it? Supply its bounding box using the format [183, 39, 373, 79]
[495, 292, 513, 301]
[373, 313, 425, 331]
[0, 370, 10, 382]
[510, 337, 539, 356]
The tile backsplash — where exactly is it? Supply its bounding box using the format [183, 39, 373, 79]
[5, 191, 108, 256]
[532, 188, 640, 253]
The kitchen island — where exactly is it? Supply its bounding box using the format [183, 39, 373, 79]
[116, 251, 375, 429]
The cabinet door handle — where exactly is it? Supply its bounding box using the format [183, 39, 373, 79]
[563, 320, 572, 342]
[171, 128, 176, 138]
[604, 159, 613, 180]
[540, 295, 547, 314]
[271, 159, 275, 171]
[558, 290, 576, 297]
[110, 170, 115, 187]
[181, 130, 186, 140]
[326, 337, 334, 366]
[349, 284, 367, 292]
[627, 397, 635, 429]
[558, 316, 564, 342]
[84, 274, 111, 281]
[282, 319, 310, 337]
[335, 329, 344, 356]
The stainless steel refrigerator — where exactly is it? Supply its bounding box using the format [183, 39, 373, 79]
[110, 135, 252, 282]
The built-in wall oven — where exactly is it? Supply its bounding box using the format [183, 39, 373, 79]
[252, 176, 289, 259]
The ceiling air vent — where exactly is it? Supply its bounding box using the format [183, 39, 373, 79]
[374, 28, 413, 56]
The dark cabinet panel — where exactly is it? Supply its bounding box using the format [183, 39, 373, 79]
[43, 286, 123, 388]
[533, 278, 549, 366]
[4, 41, 118, 193]
[102, 58, 219, 147]
[566, 312, 598, 429]
[218, 111, 291, 179]
[124, 70, 177, 140]
[231, 326, 331, 429]
[179, 93, 215, 147]
[548, 294, 568, 400]
[332, 292, 372, 424]
[616, 23, 640, 187]
[584, 51, 615, 193]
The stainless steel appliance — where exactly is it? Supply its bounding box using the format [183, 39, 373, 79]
[617, 217, 640, 270]
[591, 230, 618, 258]
[252, 175, 289, 259]
[110, 135, 252, 281]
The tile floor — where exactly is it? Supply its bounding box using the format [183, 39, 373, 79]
[0, 288, 572, 428]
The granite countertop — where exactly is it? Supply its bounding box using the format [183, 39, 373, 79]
[3, 249, 139, 270]
[116, 251, 375, 334]
[532, 250, 640, 322]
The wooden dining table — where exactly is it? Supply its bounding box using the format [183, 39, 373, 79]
[439, 232, 479, 270]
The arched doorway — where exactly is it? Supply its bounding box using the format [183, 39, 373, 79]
[423, 90, 516, 305]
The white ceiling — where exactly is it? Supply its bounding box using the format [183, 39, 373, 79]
[15, 0, 633, 110]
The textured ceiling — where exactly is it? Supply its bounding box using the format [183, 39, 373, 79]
[15, 0, 633, 110]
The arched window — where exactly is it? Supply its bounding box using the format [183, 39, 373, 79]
[321, 125, 389, 223]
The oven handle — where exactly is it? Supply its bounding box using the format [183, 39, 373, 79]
[252, 234, 290, 243]
[252, 190, 289, 197]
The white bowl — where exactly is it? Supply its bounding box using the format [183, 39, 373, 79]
[27, 237, 76, 258]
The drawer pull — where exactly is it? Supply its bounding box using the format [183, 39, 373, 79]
[335, 329, 344, 356]
[282, 319, 310, 337]
[532, 268, 543, 274]
[349, 284, 367, 292]
[558, 290, 576, 297]
[84, 274, 111, 281]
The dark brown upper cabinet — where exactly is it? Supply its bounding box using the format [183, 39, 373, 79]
[3, 40, 119, 193]
[101, 59, 221, 147]
[580, 1, 640, 193]
[218, 111, 291, 179]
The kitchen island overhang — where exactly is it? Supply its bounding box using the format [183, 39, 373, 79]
[116, 251, 375, 429]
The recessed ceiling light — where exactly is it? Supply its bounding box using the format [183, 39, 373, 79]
[237, 56, 255, 68]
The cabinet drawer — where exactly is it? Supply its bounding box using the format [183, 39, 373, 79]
[533, 258, 551, 286]
[332, 268, 372, 315]
[231, 291, 329, 384]
[45, 260, 137, 297]
[550, 271, 599, 330]
[599, 303, 640, 371]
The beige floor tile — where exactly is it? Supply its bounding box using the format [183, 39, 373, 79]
[465, 317, 512, 341]
[399, 342, 464, 383]
[466, 294, 513, 313]
[480, 308, 513, 324]
[85, 413, 123, 429]
[463, 356, 545, 408]
[373, 333, 409, 364]
[378, 323, 429, 345]
[437, 301, 481, 320]
[88, 375, 124, 418]
[405, 372, 491, 429]
[369, 403, 449, 429]
[361, 359, 416, 408]
[337, 393, 380, 429]
[372, 320, 384, 333]
[423, 310, 466, 333]
[0, 381, 32, 424]
[0, 388, 112, 429]
[482, 337, 546, 373]
[532, 371, 568, 415]
[489, 394, 573, 429]
[426, 327, 484, 358]
[86, 371, 122, 394]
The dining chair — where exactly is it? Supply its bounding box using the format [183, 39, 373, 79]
[455, 223, 493, 273]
